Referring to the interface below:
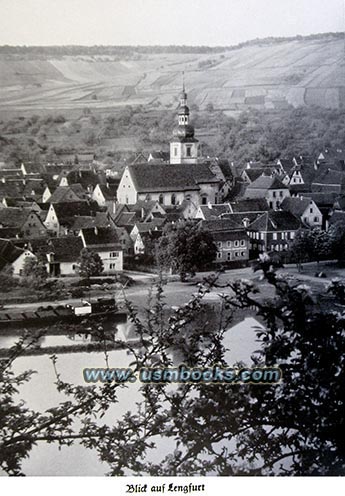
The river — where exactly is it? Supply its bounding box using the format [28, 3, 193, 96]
[3, 316, 262, 476]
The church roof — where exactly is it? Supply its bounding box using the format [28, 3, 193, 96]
[127, 163, 219, 193]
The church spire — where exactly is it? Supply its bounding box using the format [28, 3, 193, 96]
[170, 79, 199, 165]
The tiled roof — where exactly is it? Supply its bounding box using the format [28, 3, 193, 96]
[52, 201, 101, 223]
[246, 175, 287, 191]
[303, 192, 339, 207]
[328, 211, 345, 226]
[0, 238, 23, 270]
[30, 236, 84, 263]
[70, 212, 113, 231]
[229, 198, 269, 213]
[0, 207, 30, 228]
[198, 204, 232, 220]
[127, 163, 218, 193]
[97, 183, 118, 200]
[280, 197, 314, 217]
[48, 184, 88, 203]
[249, 211, 302, 232]
[81, 227, 121, 248]
[201, 217, 243, 232]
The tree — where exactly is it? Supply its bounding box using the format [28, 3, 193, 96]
[21, 256, 48, 288]
[77, 248, 103, 280]
[328, 221, 345, 262]
[156, 222, 217, 281]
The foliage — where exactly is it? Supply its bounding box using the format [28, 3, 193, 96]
[156, 222, 217, 281]
[76, 248, 104, 279]
[21, 257, 48, 289]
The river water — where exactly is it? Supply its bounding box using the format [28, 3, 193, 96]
[3, 316, 262, 476]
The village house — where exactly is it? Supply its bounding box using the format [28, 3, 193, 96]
[28, 236, 84, 277]
[91, 183, 118, 213]
[247, 210, 302, 254]
[0, 207, 47, 238]
[244, 175, 290, 210]
[199, 218, 249, 266]
[0, 238, 36, 276]
[79, 226, 123, 272]
[44, 201, 101, 236]
[280, 197, 322, 228]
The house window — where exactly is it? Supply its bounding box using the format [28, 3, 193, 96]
[174, 147, 178, 156]
[110, 252, 119, 258]
[240, 240, 246, 246]
[186, 146, 191, 157]
[269, 202, 273, 209]
[171, 193, 176, 205]
[227, 241, 231, 248]
[109, 263, 116, 270]
[227, 252, 231, 261]
[217, 241, 222, 248]
[216, 252, 222, 259]
[145, 194, 152, 201]
[234, 240, 239, 247]
[241, 251, 246, 257]
[314, 217, 319, 222]
[310, 208, 313, 213]
[235, 251, 240, 257]
[260, 233, 264, 240]
[201, 195, 208, 205]
[159, 194, 164, 205]
[273, 191, 276, 198]
[280, 191, 283, 197]
[273, 233, 277, 240]
[72, 264, 76, 271]
[290, 232, 295, 239]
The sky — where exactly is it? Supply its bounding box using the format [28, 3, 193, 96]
[0, 0, 344, 46]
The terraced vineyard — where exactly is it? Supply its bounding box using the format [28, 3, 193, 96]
[0, 35, 344, 114]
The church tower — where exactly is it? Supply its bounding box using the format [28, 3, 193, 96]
[170, 83, 199, 164]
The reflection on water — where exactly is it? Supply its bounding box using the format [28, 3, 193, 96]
[5, 315, 263, 476]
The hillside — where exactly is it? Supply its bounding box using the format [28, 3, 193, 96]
[0, 34, 344, 115]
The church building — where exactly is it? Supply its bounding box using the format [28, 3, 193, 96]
[117, 85, 224, 214]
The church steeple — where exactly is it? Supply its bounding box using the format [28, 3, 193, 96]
[170, 78, 199, 165]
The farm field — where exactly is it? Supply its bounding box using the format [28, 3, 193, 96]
[0, 35, 344, 115]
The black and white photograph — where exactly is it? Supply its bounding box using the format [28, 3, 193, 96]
[0, 0, 344, 490]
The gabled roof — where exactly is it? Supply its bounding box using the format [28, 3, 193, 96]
[303, 192, 339, 207]
[127, 163, 219, 193]
[48, 184, 88, 203]
[246, 175, 287, 191]
[96, 183, 118, 200]
[80, 227, 121, 249]
[30, 236, 84, 263]
[201, 217, 243, 232]
[249, 211, 302, 232]
[0, 207, 35, 228]
[113, 211, 138, 227]
[280, 197, 316, 217]
[229, 198, 269, 213]
[0, 238, 24, 270]
[312, 168, 345, 189]
[197, 204, 232, 220]
[0, 182, 25, 199]
[59, 169, 102, 189]
[243, 169, 267, 182]
[70, 212, 113, 231]
[51, 201, 100, 223]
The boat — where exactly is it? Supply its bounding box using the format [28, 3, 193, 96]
[0, 298, 126, 329]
